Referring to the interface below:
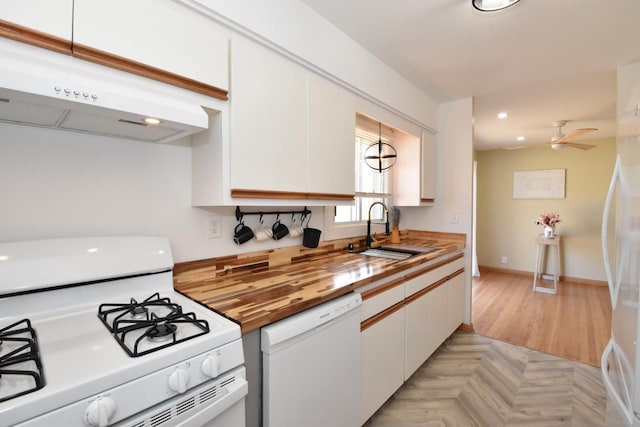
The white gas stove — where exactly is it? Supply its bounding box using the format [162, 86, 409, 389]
[0, 237, 246, 426]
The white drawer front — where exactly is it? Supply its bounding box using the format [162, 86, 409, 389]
[360, 283, 405, 321]
[405, 264, 448, 297]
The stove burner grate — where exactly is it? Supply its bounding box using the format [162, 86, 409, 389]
[98, 293, 178, 332]
[0, 318, 45, 403]
[98, 294, 210, 357]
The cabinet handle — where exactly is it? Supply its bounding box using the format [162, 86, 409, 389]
[361, 301, 404, 332]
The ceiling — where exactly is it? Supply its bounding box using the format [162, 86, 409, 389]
[299, 0, 640, 150]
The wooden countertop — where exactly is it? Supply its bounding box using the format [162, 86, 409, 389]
[173, 230, 465, 333]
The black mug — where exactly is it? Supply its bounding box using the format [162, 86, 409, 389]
[272, 220, 289, 240]
[234, 223, 254, 245]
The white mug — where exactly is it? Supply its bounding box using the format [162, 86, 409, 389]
[289, 219, 304, 238]
[254, 222, 273, 242]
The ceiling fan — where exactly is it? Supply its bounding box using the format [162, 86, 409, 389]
[506, 120, 598, 151]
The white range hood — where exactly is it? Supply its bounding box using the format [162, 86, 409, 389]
[0, 39, 210, 143]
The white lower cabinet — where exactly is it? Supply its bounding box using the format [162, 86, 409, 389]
[360, 306, 406, 425]
[359, 255, 466, 425]
[446, 270, 465, 336]
[404, 281, 448, 380]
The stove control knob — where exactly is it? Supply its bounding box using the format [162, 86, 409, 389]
[201, 354, 221, 378]
[84, 396, 117, 427]
[168, 367, 190, 394]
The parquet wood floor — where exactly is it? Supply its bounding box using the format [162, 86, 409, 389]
[471, 270, 611, 367]
[367, 333, 606, 427]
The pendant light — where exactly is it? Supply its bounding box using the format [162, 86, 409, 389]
[472, 0, 521, 12]
[364, 122, 397, 172]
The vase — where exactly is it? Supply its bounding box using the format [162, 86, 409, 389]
[543, 225, 554, 239]
[390, 227, 401, 244]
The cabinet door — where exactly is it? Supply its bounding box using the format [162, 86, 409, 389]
[430, 282, 448, 346]
[73, 0, 228, 91]
[307, 74, 355, 197]
[1, 0, 72, 50]
[361, 307, 405, 425]
[446, 271, 465, 336]
[230, 36, 308, 194]
[421, 130, 437, 202]
[405, 291, 440, 380]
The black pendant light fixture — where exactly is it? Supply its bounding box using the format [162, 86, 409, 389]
[364, 122, 397, 172]
[472, 0, 521, 12]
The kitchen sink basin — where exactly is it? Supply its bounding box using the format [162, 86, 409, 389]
[357, 245, 440, 261]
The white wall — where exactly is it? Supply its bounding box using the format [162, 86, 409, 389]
[403, 98, 474, 323]
[0, 123, 324, 262]
[403, 98, 473, 234]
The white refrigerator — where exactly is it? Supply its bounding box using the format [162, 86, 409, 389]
[601, 58, 640, 426]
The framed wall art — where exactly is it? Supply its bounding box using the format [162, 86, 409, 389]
[513, 169, 565, 199]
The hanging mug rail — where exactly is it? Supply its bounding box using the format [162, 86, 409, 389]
[234, 206, 311, 222]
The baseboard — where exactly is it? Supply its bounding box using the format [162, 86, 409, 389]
[478, 265, 607, 287]
[458, 323, 474, 333]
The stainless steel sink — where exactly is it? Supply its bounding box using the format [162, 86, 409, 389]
[357, 245, 439, 261]
[358, 248, 417, 260]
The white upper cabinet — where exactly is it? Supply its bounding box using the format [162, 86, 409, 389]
[393, 128, 437, 206]
[230, 36, 308, 194]
[307, 74, 355, 196]
[0, 0, 73, 52]
[1, 0, 72, 40]
[228, 36, 355, 201]
[73, 0, 229, 93]
[421, 130, 437, 202]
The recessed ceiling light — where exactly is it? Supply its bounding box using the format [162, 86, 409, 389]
[0, 255, 8, 261]
[143, 117, 162, 125]
[497, 112, 508, 119]
[473, 0, 522, 12]
[517, 136, 525, 141]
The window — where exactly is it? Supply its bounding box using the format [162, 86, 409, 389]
[335, 127, 393, 223]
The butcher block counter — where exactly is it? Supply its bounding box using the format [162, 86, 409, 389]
[173, 230, 465, 333]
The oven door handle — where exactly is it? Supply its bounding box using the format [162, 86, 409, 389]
[176, 377, 248, 426]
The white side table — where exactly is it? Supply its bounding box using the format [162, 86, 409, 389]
[532, 234, 561, 294]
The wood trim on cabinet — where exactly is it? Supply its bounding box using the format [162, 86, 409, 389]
[71, 43, 228, 100]
[231, 188, 355, 201]
[360, 301, 404, 332]
[449, 268, 464, 279]
[404, 253, 464, 282]
[0, 20, 71, 54]
[420, 198, 435, 203]
[404, 277, 448, 305]
[360, 277, 405, 301]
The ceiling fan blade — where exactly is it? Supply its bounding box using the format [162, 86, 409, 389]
[563, 142, 596, 151]
[553, 128, 597, 143]
[502, 143, 549, 150]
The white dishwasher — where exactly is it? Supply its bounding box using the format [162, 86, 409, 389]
[261, 292, 362, 427]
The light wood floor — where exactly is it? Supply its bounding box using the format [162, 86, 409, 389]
[472, 269, 612, 366]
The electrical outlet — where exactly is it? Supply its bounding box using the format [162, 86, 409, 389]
[207, 214, 221, 239]
[501, 256, 507, 264]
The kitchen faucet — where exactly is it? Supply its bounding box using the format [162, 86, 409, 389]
[366, 201, 390, 248]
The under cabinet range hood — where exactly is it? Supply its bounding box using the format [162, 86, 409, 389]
[0, 39, 209, 143]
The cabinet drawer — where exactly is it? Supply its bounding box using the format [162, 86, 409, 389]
[447, 256, 465, 275]
[405, 264, 448, 297]
[359, 277, 405, 322]
[404, 254, 464, 297]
